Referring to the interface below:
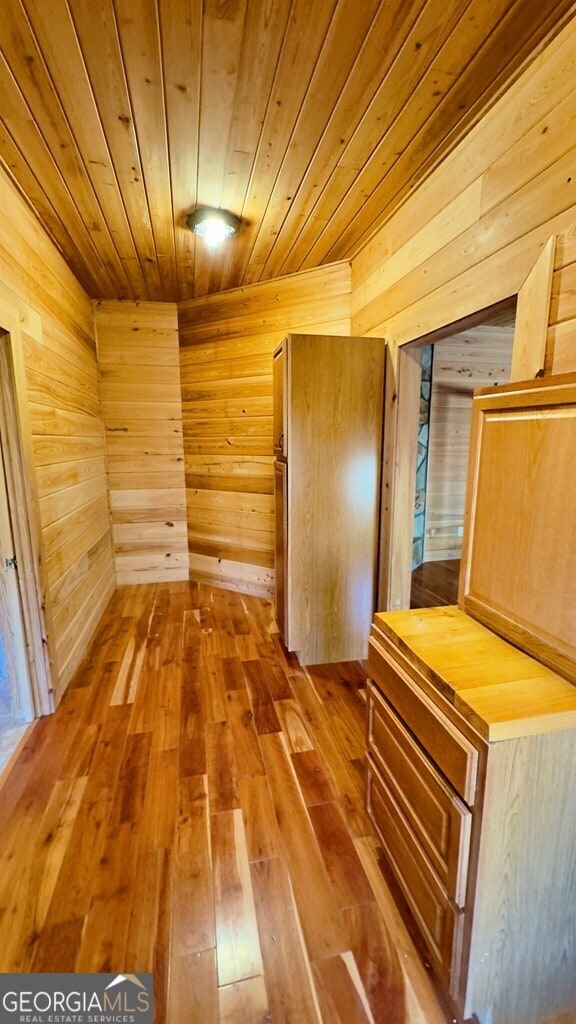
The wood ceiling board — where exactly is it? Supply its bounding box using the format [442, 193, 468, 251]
[0, 0, 573, 301]
[301, 0, 576, 269]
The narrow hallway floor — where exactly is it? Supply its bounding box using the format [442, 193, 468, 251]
[0, 581, 447, 1024]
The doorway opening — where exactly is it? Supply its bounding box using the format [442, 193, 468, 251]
[404, 300, 518, 609]
[0, 328, 52, 772]
[0, 435, 32, 768]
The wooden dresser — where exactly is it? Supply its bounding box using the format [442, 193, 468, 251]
[366, 605, 576, 1024]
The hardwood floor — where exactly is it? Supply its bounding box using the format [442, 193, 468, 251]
[411, 559, 460, 608]
[0, 582, 448, 1024]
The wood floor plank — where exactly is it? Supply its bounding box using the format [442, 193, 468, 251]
[167, 947, 219, 1024]
[308, 799, 375, 909]
[178, 647, 207, 777]
[211, 807, 264, 987]
[58, 720, 100, 779]
[243, 659, 282, 735]
[171, 775, 214, 957]
[74, 819, 141, 972]
[125, 847, 171, 972]
[30, 918, 86, 972]
[251, 856, 322, 1024]
[226, 689, 265, 779]
[256, 653, 293, 700]
[238, 775, 283, 863]
[220, 655, 247, 691]
[202, 653, 229, 723]
[343, 901, 407, 1024]
[259, 732, 348, 961]
[109, 621, 148, 705]
[108, 730, 152, 830]
[0, 774, 87, 970]
[233, 634, 261, 660]
[274, 697, 315, 752]
[289, 670, 373, 839]
[312, 952, 376, 1024]
[218, 975, 270, 1024]
[354, 835, 448, 1024]
[291, 748, 337, 806]
[207, 720, 240, 813]
[140, 747, 178, 850]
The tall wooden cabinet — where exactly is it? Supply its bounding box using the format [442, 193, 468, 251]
[273, 333, 385, 665]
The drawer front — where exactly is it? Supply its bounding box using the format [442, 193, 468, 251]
[368, 637, 478, 804]
[367, 681, 471, 907]
[366, 757, 464, 991]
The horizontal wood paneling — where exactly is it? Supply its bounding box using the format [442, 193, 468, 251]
[423, 327, 514, 562]
[95, 300, 189, 586]
[350, 18, 576, 611]
[0, 169, 115, 704]
[351, 18, 576, 347]
[179, 263, 351, 596]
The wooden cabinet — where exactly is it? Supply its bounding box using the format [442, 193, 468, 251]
[459, 373, 576, 684]
[274, 333, 385, 665]
[366, 606, 576, 1024]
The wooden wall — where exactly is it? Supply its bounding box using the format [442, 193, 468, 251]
[0, 168, 115, 704]
[350, 15, 576, 608]
[424, 325, 514, 562]
[351, 17, 576, 352]
[178, 263, 351, 596]
[95, 301, 189, 586]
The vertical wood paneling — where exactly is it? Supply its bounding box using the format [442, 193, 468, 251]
[178, 262, 351, 597]
[0, 166, 114, 704]
[548, 224, 576, 374]
[424, 327, 514, 562]
[95, 300, 189, 586]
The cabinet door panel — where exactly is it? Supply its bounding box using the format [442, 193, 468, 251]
[369, 638, 478, 804]
[366, 757, 463, 991]
[367, 681, 471, 906]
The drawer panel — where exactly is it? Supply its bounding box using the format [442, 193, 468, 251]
[367, 681, 471, 907]
[368, 637, 478, 804]
[366, 757, 464, 991]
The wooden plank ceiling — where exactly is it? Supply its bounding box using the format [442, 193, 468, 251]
[0, 0, 574, 303]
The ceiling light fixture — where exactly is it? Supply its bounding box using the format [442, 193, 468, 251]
[186, 207, 241, 248]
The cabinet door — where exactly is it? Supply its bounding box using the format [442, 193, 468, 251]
[286, 334, 385, 663]
[273, 344, 286, 458]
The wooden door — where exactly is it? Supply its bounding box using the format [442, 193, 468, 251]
[0, 436, 33, 721]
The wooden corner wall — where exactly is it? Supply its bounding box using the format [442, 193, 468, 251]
[178, 263, 351, 597]
[95, 300, 189, 586]
[0, 169, 115, 704]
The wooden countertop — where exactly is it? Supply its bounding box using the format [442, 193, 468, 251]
[371, 606, 576, 742]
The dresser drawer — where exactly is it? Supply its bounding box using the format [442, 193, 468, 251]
[367, 680, 471, 907]
[368, 637, 479, 804]
[366, 756, 464, 989]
